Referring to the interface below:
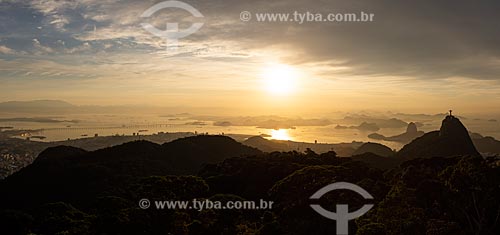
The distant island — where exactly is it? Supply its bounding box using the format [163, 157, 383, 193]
[335, 122, 380, 131]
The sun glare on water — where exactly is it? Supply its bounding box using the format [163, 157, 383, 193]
[270, 129, 291, 140]
[261, 63, 299, 96]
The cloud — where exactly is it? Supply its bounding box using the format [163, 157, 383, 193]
[49, 15, 70, 30]
[32, 38, 54, 54]
[0, 45, 16, 54]
[65, 42, 91, 54]
[1, 0, 500, 85]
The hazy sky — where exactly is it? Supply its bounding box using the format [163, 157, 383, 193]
[1, 0, 499, 115]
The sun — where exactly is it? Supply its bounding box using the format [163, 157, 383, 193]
[260, 63, 298, 95]
[270, 129, 291, 140]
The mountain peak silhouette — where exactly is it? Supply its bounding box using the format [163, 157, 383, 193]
[440, 115, 468, 137]
[407, 122, 418, 134]
[398, 115, 479, 158]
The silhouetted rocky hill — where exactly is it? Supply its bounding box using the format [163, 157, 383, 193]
[0, 132, 498, 234]
[352, 142, 395, 157]
[242, 136, 290, 152]
[398, 115, 480, 158]
[0, 135, 260, 209]
[35, 146, 88, 162]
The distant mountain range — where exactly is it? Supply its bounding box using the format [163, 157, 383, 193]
[0, 100, 75, 113]
[0, 100, 74, 108]
[471, 133, 500, 155]
[368, 122, 425, 143]
[342, 115, 412, 128]
[0, 100, 179, 114]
